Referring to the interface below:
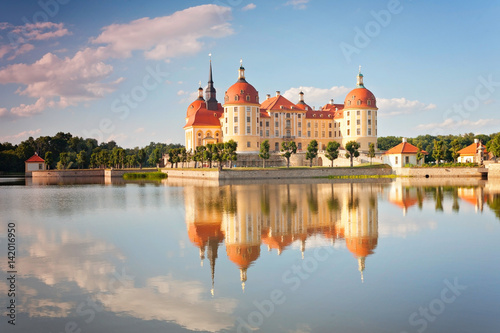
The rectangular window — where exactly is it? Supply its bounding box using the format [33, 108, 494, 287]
[315, 131, 318, 137]
[225, 127, 228, 134]
[260, 121, 262, 126]
[247, 107, 251, 112]
[39, 164, 43, 170]
[275, 130, 279, 137]
[368, 119, 371, 125]
[368, 110, 371, 116]
[247, 126, 251, 134]
[286, 119, 291, 127]
[322, 131, 325, 137]
[357, 119, 360, 125]
[357, 111, 360, 115]
[405, 156, 409, 164]
[321, 123, 325, 128]
[314, 123, 318, 128]
[368, 128, 372, 135]
[225, 117, 228, 123]
[266, 121, 269, 127]
[298, 114, 301, 118]
[357, 128, 361, 135]
[234, 116, 238, 123]
[347, 111, 350, 116]
[307, 122, 311, 128]
[275, 121, 279, 127]
[257, 118, 259, 123]
[329, 123, 332, 128]
[347, 129, 350, 136]
[234, 126, 238, 134]
[247, 116, 251, 123]
[275, 113, 278, 118]
[298, 130, 302, 137]
[298, 122, 301, 128]
[307, 131, 311, 137]
[347, 120, 350, 126]
[247, 141, 251, 147]
[329, 131, 332, 138]
[266, 130, 269, 137]
[234, 106, 238, 112]
[395, 156, 399, 165]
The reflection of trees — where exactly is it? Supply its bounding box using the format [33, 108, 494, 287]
[417, 187, 424, 210]
[487, 194, 500, 220]
[282, 184, 298, 216]
[452, 188, 460, 213]
[306, 184, 318, 214]
[222, 186, 237, 214]
[348, 182, 359, 211]
[260, 185, 270, 215]
[327, 183, 340, 212]
[434, 187, 444, 212]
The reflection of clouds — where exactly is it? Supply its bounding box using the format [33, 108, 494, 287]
[378, 215, 437, 238]
[0, 222, 238, 330]
[5, 225, 124, 292]
[98, 275, 237, 332]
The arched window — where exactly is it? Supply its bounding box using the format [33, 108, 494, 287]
[357, 100, 361, 105]
[246, 95, 250, 101]
[367, 99, 371, 106]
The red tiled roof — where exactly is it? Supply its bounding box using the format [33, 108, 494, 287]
[184, 103, 223, 128]
[295, 101, 313, 111]
[26, 153, 44, 162]
[458, 142, 487, 156]
[260, 95, 303, 111]
[385, 142, 428, 155]
[305, 110, 335, 119]
[224, 81, 259, 105]
[344, 87, 377, 110]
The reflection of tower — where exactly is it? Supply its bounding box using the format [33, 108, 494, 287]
[185, 186, 224, 294]
[458, 186, 485, 212]
[223, 185, 262, 291]
[341, 183, 379, 282]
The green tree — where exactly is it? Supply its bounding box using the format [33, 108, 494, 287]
[449, 139, 462, 163]
[432, 140, 446, 164]
[223, 140, 238, 168]
[281, 141, 297, 168]
[167, 148, 178, 168]
[126, 154, 138, 168]
[194, 146, 206, 168]
[416, 143, 425, 165]
[117, 148, 126, 168]
[180, 148, 188, 168]
[211, 143, 225, 171]
[76, 151, 86, 169]
[57, 152, 70, 169]
[137, 149, 146, 169]
[486, 133, 500, 160]
[259, 140, 270, 168]
[367, 142, 376, 165]
[149, 147, 162, 168]
[325, 141, 340, 167]
[305, 140, 318, 167]
[345, 141, 360, 167]
[204, 144, 214, 168]
[44, 151, 53, 170]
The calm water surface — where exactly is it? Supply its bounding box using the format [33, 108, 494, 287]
[0, 177, 499, 333]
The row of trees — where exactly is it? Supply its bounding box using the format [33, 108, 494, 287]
[0, 132, 183, 172]
[166, 140, 238, 170]
[378, 132, 500, 163]
[259, 139, 369, 168]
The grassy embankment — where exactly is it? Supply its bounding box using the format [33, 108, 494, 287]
[123, 171, 167, 180]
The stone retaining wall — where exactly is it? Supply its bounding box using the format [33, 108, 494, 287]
[163, 167, 392, 180]
[486, 163, 500, 178]
[393, 167, 487, 178]
[32, 169, 105, 178]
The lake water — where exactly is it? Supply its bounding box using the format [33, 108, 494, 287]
[0, 177, 499, 333]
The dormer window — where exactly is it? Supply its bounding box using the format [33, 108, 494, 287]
[367, 100, 371, 106]
[240, 90, 244, 94]
[235, 95, 239, 101]
[348, 101, 351, 106]
[320, 114, 323, 117]
[246, 95, 250, 101]
[357, 100, 361, 105]
[352, 95, 355, 100]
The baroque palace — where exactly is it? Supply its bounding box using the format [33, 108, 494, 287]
[184, 60, 378, 154]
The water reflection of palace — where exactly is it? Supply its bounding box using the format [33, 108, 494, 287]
[183, 182, 382, 291]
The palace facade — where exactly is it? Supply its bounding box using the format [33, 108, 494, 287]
[184, 61, 378, 153]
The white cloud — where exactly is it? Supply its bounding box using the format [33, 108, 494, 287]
[416, 118, 500, 131]
[177, 89, 189, 96]
[179, 90, 200, 104]
[0, 129, 41, 143]
[134, 127, 145, 133]
[91, 5, 233, 60]
[283, 86, 350, 108]
[105, 133, 128, 144]
[377, 97, 436, 117]
[242, 3, 257, 11]
[7, 43, 35, 60]
[284, 0, 310, 10]
[0, 44, 10, 58]
[0, 107, 7, 117]
[0, 5, 234, 117]
[11, 22, 71, 41]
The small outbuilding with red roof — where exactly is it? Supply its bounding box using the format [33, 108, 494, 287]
[383, 138, 427, 167]
[25, 152, 46, 176]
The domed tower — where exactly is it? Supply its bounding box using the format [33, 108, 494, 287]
[342, 67, 378, 151]
[222, 60, 261, 153]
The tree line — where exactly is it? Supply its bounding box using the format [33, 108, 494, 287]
[0, 132, 183, 173]
[377, 132, 500, 163]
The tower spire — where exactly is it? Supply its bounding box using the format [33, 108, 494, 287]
[205, 54, 218, 110]
[357, 66, 365, 88]
[238, 58, 246, 83]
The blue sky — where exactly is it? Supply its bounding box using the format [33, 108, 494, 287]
[0, 0, 499, 147]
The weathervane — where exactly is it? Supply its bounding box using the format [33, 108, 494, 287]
[240, 58, 243, 67]
[209, 53, 212, 61]
[199, 81, 201, 88]
[359, 65, 361, 74]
